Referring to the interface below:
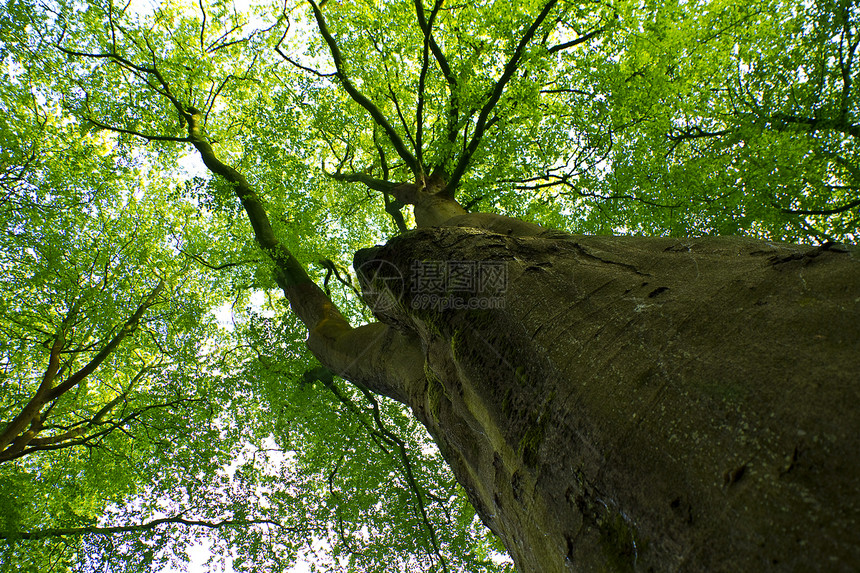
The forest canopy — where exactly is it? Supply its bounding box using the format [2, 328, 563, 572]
[0, 0, 856, 570]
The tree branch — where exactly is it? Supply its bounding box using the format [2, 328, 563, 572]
[326, 170, 398, 194]
[198, 0, 207, 52]
[275, 18, 337, 78]
[769, 112, 860, 138]
[667, 126, 733, 142]
[414, 0, 445, 170]
[546, 25, 605, 54]
[308, 0, 421, 176]
[56, 36, 425, 406]
[325, 165, 408, 233]
[351, 382, 448, 572]
[0, 300, 80, 454]
[666, 125, 733, 155]
[319, 259, 361, 300]
[309, 368, 448, 572]
[184, 110, 423, 403]
[0, 281, 161, 462]
[506, 171, 682, 209]
[46, 281, 164, 403]
[1, 395, 203, 462]
[781, 198, 860, 216]
[0, 516, 292, 541]
[413, 0, 459, 154]
[386, 84, 418, 151]
[83, 114, 190, 143]
[837, 1, 858, 123]
[445, 0, 560, 197]
[373, 132, 409, 233]
[179, 249, 261, 271]
[27, 365, 151, 448]
[56, 35, 193, 137]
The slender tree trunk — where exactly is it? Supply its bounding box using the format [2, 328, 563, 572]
[353, 220, 860, 572]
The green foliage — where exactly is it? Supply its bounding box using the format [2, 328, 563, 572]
[0, 83, 251, 572]
[563, 0, 860, 241]
[0, 0, 857, 570]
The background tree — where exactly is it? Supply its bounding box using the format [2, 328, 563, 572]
[1, 0, 858, 571]
[0, 58, 291, 570]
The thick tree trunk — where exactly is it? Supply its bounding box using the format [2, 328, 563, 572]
[354, 223, 860, 572]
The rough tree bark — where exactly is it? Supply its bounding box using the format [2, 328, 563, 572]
[350, 206, 860, 573]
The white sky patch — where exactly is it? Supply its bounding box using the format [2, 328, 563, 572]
[164, 539, 236, 573]
[178, 149, 210, 178]
[213, 299, 238, 330]
[212, 290, 272, 329]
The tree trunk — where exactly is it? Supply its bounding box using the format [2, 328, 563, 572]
[354, 222, 860, 572]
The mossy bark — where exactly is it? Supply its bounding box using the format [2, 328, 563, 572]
[354, 223, 860, 572]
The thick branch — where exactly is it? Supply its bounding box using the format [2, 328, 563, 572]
[413, 0, 455, 87]
[837, 2, 858, 122]
[327, 171, 398, 194]
[198, 0, 207, 51]
[0, 516, 291, 541]
[546, 26, 605, 54]
[185, 111, 422, 403]
[308, 0, 421, 176]
[373, 134, 409, 233]
[666, 125, 733, 155]
[186, 112, 313, 289]
[770, 112, 860, 138]
[186, 112, 351, 345]
[781, 198, 860, 216]
[2, 396, 203, 462]
[25, 365, 151, 449]
[413, 0, 459, 153]
[0, 323, 67, 454]
[0, 285, 161, 460]
[325, 170, 408, 233]
[383, 192, 409, 234]
[667, 126, 732, 142]
[46, 281, 164, 402]
[414, 0, 445, 169]
[446, 0, 560, 196]
[275, 19, 337, 78]
[56, 42, 424, 405]
[83, 115, 189, 143]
